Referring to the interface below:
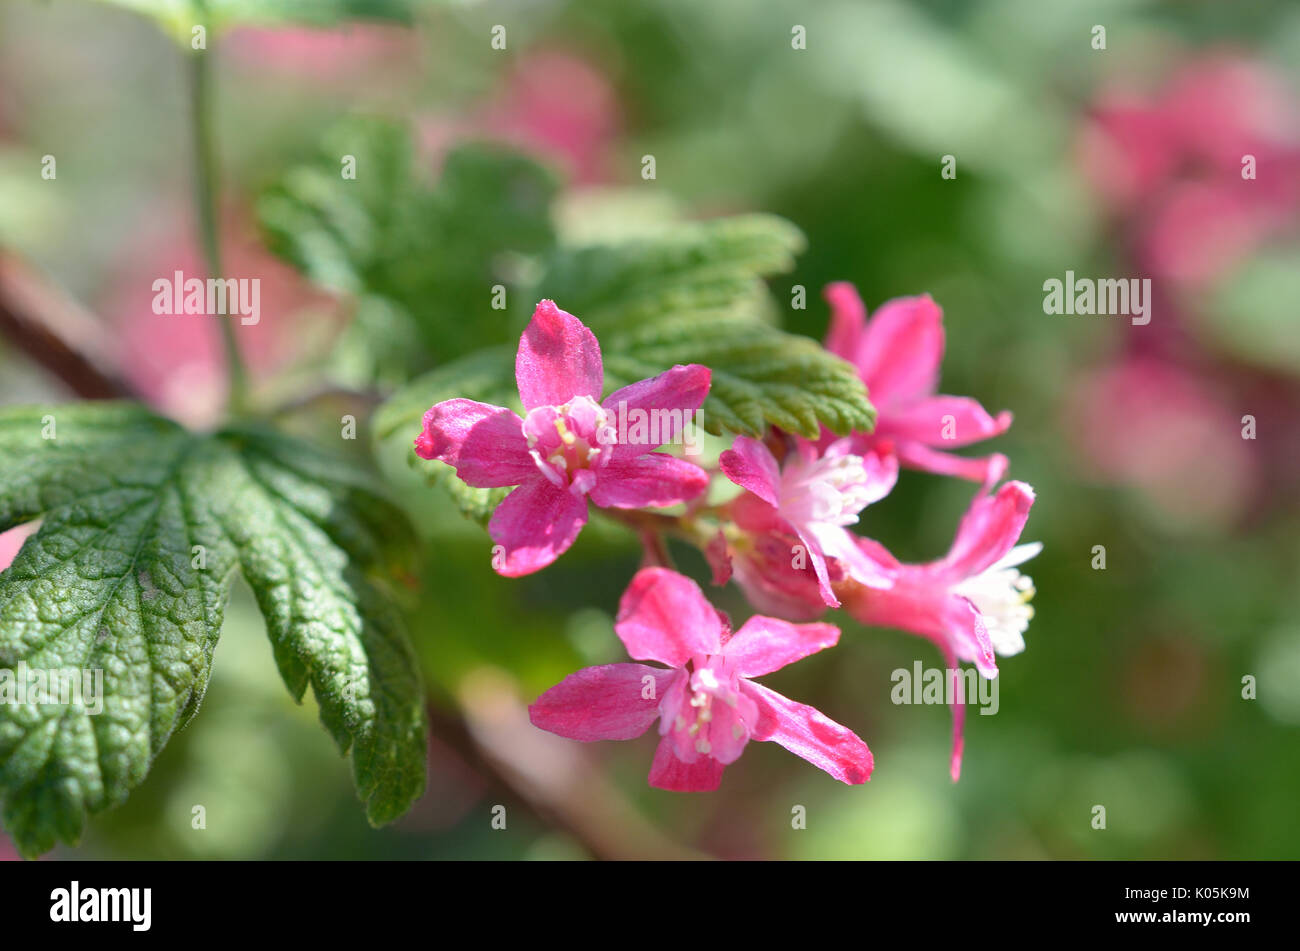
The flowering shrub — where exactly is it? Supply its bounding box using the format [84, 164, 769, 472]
[419, 291, 1038, 788]
[0, 1, 1042, 860]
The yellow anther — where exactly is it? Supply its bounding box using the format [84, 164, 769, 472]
[554, 418, 577, 446]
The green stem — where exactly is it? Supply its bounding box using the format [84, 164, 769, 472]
[188, 41, 248, 415]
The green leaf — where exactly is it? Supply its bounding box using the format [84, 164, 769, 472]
[604, 317, 875, 439]
[534, 213, 809, 336]
[96, 0, 423, 43]
[532, 214, 873, 438]
[259, 121, 560, 382]
[0, 403, 426, 857]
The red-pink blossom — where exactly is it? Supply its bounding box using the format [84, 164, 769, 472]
[529, 567, 873, 791]
[841, 481, 1038, 779]
[720, 434, 897, 611]
[415, 301, 711, 576]
[1066, 357, 1256, 531]
[225, 24, 419, 84]
[419, 50, 620, 186]
[823, 283, 1012, 487]
[1079, 55, 1300, 287]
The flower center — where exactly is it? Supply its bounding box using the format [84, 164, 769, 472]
[952, 554, 1037, 656]
[660, 654, 758, 765]
[778, 451, 876, 527]
[523, 396, 612, 493]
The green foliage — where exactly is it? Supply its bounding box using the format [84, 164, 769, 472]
[0, 403, 426, 857]
[259, 123, 560, 382]
[603, 316, 876, 438]
[533, 214, 807, 334]
[95, 0, 423, 43]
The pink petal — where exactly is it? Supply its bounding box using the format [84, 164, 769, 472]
[877, 395, 1012, 448]
[849, 438, 900, 505]
[729, 532, 829, 622]
[806, 522, 896, 590]
[943, 596, 999, 679]
[704, 530, 732, 586]
[723, 616, 840, 678]
[855, 294, 944, 411]
[893, 441, 1009, 488]
[793, 524, 840, 608]
[729, 490, 788, 535]
[936, 641, 967, 782]
[719, 436, 781, 507]
[822, 281, 867, 362]
[487, 476, 589, 577]
[841, 561, 944, 636]
[515, 299, 603, 410]
[588, 453, 709, 509]
[602, 364, 712, 459]
[648, 735, 725, 792]
[414, 398, 534, 487]
[853, 535, 902, 577]
[743, 681, 873, 784]
[615, 567, 723, 667]
[529, 664, 678, 741]
[941, 480, 1036, 580]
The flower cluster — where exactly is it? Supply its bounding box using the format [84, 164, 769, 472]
[417, 291, 1038, 788]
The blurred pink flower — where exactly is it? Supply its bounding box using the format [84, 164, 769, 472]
[420, 50, 620, 184]
[530, 567, 873, 791]
[98, 204, 336, 427]
[823, 283, 1011, 487]
[416, 300, 710, 577]
[1066, 357, 1256, 530]
[225, 24, 419, 82]
[1080, 54, 1300, 286]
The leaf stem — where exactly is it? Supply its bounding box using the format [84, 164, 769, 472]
[188, 41, 249, 416]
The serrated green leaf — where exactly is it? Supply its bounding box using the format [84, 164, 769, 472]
[534, 214, 808, 336]
[260, 121, 559, 382]
[0, 403, 426, 857]
[534, 214, 874, 438]
[604, 317, 875, 439]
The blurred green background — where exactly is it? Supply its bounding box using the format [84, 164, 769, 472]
[1, 0, 1298, 860]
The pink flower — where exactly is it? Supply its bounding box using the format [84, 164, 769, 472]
[823, 283, 1011, 487]
[418, 50, 620, 186]
[841, 481, 1038, 779]
[1079, 55, 1300, 287]
[1066, 357, 1255, 531]
[226, 24, 419, 84]
[529, 567, 873, 791]
[719, 504, 829, 622]
[415, 300, 711, 576]
[720, 434, 897, 610]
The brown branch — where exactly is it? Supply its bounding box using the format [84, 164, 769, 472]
[453, 668, 706, 860]
[0, 250, 132, 398]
